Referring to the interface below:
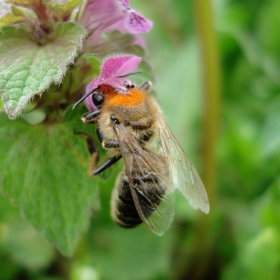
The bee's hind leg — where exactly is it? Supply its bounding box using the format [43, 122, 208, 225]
[93, 155, 122, 176]
[75, 130, 122, 176]
[74, 131, 100, 175]
[94, 128, 122, 175]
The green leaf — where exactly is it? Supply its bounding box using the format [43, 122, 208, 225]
[20, 109, 46, 125]
[224, 227, 280, 280]
[69, 54, 101, 94]
[261, 96, 280, 157]
[91, 31, 135, 57]
[47, 0, 81, 19]
[83, 54, 101, 73]
[0, 13, 24, 27]
[0, 112, 100, 254]
[86, 226, 173, 280]
[3, 218, 54, 270]
[0, 22, 86, 118]
[6, 0, 34, 7]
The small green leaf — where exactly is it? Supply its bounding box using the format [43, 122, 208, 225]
[83, 54, 101, 73]
[0, 22, 86, 118]
[11, 5, 38, 20]
[92, 31, 135, 57]
[87, 226, 173, 280]
[70, 54, 101, 92]
[6, 0, 34, 7]
[0, 13, 24, 27]
[0, 112, 100, 254]
[47, 0, 81, 18]
[4, 218, 54, 270]
[20, 109, 46, 125]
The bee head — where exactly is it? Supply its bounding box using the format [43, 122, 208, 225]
[72, 85, 113, 111]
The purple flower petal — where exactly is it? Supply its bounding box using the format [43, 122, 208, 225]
[79, 0, 153, 47]
[105, 8, 153, 34]
[125, 10, 153, 33]
[118, 0, 130, 8]
[79, 0, 126, 31]
[84, 55, 142, 111]
[101, 55, 141, 80]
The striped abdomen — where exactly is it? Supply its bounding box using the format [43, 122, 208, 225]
[111, 171, 167, 228]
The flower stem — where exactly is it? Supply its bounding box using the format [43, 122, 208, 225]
[186, 0, 221, 278]
[195, 1, 221, 204]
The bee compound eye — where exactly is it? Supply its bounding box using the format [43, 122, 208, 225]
[92, 93, 104, 106]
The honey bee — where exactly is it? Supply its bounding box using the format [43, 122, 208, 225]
[73, 81, 209, 235]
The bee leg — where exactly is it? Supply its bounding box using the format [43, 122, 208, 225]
[93, 155, 122, 176]
[81, 110, 101, 124]
[74, 130, 121, 176]
[102, 140, 119, 149]
[74, 131, 100, 173]
[96, 128, 120, 149]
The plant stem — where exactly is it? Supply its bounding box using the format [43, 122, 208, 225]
[195, 1, 221, 203]
[186, 0, 221, 278]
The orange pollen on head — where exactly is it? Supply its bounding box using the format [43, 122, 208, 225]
[105, 88, 146, 107]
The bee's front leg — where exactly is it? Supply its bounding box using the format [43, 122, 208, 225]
[81, 110, 101, 124]
[96, 128, 120, 149]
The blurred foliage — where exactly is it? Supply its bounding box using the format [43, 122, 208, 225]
[1, 0, 280, 279]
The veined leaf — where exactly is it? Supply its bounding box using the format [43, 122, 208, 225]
[0, 22, 86, 118]
[0, 111, 100, 254]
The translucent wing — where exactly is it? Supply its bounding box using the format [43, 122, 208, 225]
[156, 115, 209, 214]
[113, 123, 175, 235]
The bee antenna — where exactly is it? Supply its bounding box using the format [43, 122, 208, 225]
[72, 88, 97, 110]
[116, 70, 142, 78]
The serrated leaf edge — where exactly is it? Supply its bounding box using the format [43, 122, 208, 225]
[1, 23, 86, 119]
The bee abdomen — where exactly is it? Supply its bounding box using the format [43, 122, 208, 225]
[111, 175, 142, 228]
[111, 172, 166, 228]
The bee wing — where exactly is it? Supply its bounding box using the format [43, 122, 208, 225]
[156, 116, 210, 214]
[114, 123, 175, 235]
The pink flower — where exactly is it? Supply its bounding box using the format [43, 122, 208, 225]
[113, 0, 153, 34]
[105, 5, 153, 47]
[79, 0, 153, 35]
[84, 55, 142, 111]
[78, 0, 125, 31]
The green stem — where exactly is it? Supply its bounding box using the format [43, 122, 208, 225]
[195, 1, 220, 203]
[185, 1, 221, 278]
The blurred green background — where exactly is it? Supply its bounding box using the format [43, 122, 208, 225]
[1, 0, 280, 279]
